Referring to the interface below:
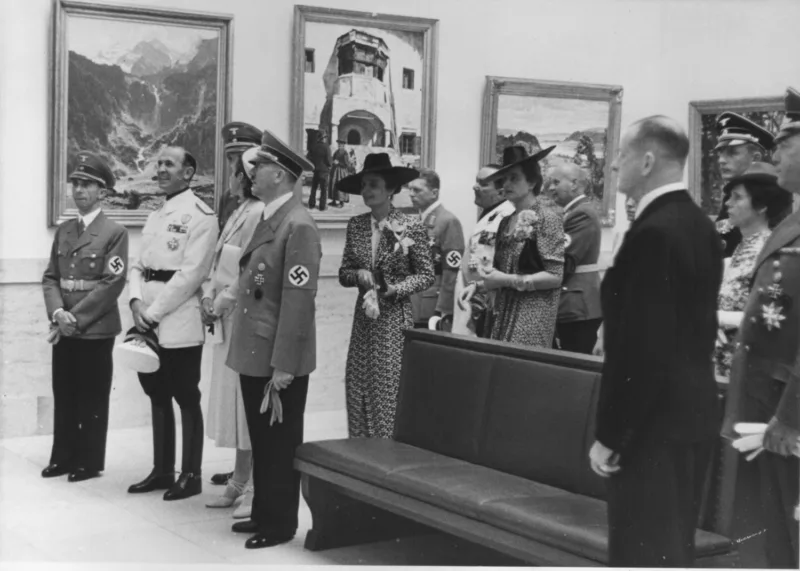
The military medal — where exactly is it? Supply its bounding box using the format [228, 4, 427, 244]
[181, 214, 192, 224]
[767, 283, 784, 299]
[255, 274, 265, 286]
[258, 263, 266, 271]
[762, 302, 786, 331]
[168, 237, 179, 251]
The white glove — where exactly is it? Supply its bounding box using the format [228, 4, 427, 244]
[718, 310, 743, 330]
[362, 289, 380, 320]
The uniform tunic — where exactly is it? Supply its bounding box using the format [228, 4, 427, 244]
[202, 198, 265, 449]
[226, 195, 322, 535]
[42, 210, 129, 471]
[488, 200, 565, 347]
[722, 211, 800, 568]
[339, 208, 434, 438]
[410, 202, 465, 324]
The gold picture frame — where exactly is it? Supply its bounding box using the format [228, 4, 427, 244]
[480, 76, 623, 226]
[291, 5, 439, 227]
[50, 0, 233, 227]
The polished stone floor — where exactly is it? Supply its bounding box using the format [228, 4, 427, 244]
[0, 408, 519, 568]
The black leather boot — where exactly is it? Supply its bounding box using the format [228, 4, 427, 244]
[180, 404, 204, 475]
[128, 402, 175, 494]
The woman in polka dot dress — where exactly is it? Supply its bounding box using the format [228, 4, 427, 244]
[480, 145, 565, 347]
[336, 153, 434, 438]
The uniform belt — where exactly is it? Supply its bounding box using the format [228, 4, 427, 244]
[143, 268, 177, 282]
[574, 264, 603, 274]
[60, 278, 99, 292]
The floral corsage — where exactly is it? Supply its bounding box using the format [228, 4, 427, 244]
[511, 209, 539, 241]
[380, 219, 416, 255]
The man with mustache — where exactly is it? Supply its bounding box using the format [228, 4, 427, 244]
[452, 164, 514, 336]
[713, 112, 775, 257]
[127, 146, 219, 501]
[41, 151, 129, 483]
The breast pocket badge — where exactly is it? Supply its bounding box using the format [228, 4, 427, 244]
[167, 237, 180, 251]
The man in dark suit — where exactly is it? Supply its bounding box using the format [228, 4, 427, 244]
[548, 163, 602, 354]
[589, 116, 724, 567]
[41, 151, 129, 482]
[722, 87, 800, 568]
[227, 129, 321, 549]
[308, 131, 331, 211]
[713, 112, 775, 257]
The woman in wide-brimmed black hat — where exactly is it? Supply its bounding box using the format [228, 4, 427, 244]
[715, 162, 792, 379]
[476, 144, 566, 347]
[337, 153, 434, 438]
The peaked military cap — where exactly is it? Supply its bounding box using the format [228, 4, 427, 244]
[69, 151, 115, 189]
[221, 122, 262, 153]
[775, 87, 800, 145]
[248, 129, 314, 178]
[714, 112, 774, 151]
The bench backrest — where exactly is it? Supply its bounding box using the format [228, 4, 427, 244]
[394, 330, 607, 500]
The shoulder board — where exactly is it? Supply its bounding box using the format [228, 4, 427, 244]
[195, 201, 214, 215]
[778, 247, 800, 256]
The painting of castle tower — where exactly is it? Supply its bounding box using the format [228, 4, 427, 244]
[299, 19, 426, 219]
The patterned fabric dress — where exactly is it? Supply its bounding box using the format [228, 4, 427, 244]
[714, 229, 770, 378]
[339, 207, 434, 438]
[330, 148, 351, 204]
[488, 200, 565, 347]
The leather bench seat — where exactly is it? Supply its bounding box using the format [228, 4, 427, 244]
[298, 438, 734, 564]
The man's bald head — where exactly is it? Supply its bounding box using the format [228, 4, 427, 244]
[548, 163, 590, 207]
[613, 115, 689, 200]
[629, 115, 690, 167]
[473, 164, 504, 209]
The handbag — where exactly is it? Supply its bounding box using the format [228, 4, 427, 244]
[517, 235, 546, 275]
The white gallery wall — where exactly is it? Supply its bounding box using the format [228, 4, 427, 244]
[2, 0, 800, 269]
[1, 0, 799, 437]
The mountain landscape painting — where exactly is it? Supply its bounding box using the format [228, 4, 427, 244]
[54, 9, 230, 222]
[496, 95, 611, 212]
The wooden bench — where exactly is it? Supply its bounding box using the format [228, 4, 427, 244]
[295, 330, 738, 567]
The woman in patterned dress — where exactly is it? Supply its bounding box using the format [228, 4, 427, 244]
[480, 146, 565, 347]
[715, 163, 792, 379]
[200, 148, 265, 514]
[337, 153, 435, 438]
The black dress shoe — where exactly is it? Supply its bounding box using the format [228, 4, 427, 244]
[232, 520, 259, 533]
[41, 463, 71, 478]
[128, 471, 175, 494]
[210, 471, 233, 486]
[163, 472, 201, 501]
[68, 468, 100, 482]
[245, 531, 295, 549]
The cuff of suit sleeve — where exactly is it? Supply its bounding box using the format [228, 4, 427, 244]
[52, 308, 64, 322]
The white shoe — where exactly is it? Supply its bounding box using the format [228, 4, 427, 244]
[232, 486, 253, 519]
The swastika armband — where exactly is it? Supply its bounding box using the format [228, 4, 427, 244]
[108, 256, 125, 275]
[444, 250, 462, 269]
[288, 264, 311, 287]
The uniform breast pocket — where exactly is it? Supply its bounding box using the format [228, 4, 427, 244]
[80, 249, 105, 277]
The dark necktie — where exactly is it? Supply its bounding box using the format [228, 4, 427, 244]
[77, 219, 86, 236]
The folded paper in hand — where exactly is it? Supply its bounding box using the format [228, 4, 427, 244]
[732, 422, 800, 460]
[260, 379, 283, 426]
